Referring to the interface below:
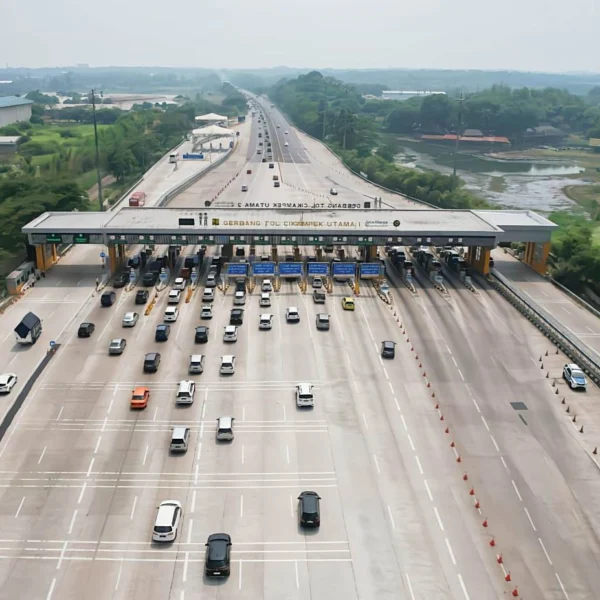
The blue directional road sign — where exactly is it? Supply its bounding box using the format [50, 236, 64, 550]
[100, 252, 106, 259]
[252, 262, 276, 276]
[191, 269, 198, 283]
[159, 271, 168, 283]
[359, 263, 382, 278]
[278, 262, 303, 277]
[129, 270, 136, 282]
[332, 262, 356, 277]
[49, 340, 56, 348]
[227, 263, 249, 276]
[307, 262, 329, 276]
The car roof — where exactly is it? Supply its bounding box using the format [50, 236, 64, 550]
[145, 352, 158, 359]
[261, 292, 270, 297]
[383, 340, 395, 346]
[172, 425, 189, 436]
[110, 338, 124, 344]
[155, 501, 181, 525]
[217, 416, 234, 427]
[566, 363, 580, 369]
[221, 355, 235, 362]
[190, 354, 204, 361]
[208, 532, 231, 543]
[0, 374, 14, 384]
[288, 306, 298, 311]
[260, 313, 272, 319]
[343, 297, 354, 302]
[165, 306, 177, 312]
[297, 383, 312, 392]
[225, 325, 236, 331]
[231, 308, 244, 313]
[196, 325, 208, 331]
[157, 324, 168, 330]
[174, 277, 184, 281]
[317, 313, 329, 319]
[133, 386, 148, 394]
[169, 289, 179, 294]
[124, 312, 136, 317]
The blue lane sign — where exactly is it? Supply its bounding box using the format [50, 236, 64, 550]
[278, 262, 303, 276]
[129, 270, 136, 282]
[332, 262, 356, 277]
[159, 271, 168, 282]
[307, 262, 329, 276]
[227, 263, 249, 276]
[191, 269, 198, 283]
[359, 263, 382, 278]
[49, 340, 56, 348]
[252, 262, 275, 276]
[100, 252, 106, 258]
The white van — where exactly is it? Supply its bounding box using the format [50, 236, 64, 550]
[152, 500, 182, 542]
[260, 292, 271, 307]
[216, 416, 235, 441]
[220, 355, 236, 375]
[234, 291, 246, 305]
[170, 426, 190, 452]
[176, 380, 196, 405]
[188, 355, 204, 374]
[296, 383, 314, 407]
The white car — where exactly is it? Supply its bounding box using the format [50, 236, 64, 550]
[176, 380, 196, 405]
[312, 277, 323, 289]
[277, 124, 280, 128]
[284, 141, 289, 147]
[0, 373, 17, 393]
[286, 306, 300, 323]
[164, 306, 179, 322]
[260, 292, 271, 307]
[259, 314, 273, 330]
[223, 326, 238, 342]
[168, 290, 181, 304]
[296, 383, 314, 408]
[122, 312, 139, 327]
[216, 416, 235, 441]
[152, 500, 182, 542]
[173, 277, 187, 291]
[234, 291, 246, 305]
[261, 279, 273, 292]
[202, 288, 215, 302]
[284, 130, 289, 135]
[220, 355, 236, 375]
[563, 363, 587, 390]
[200, 305, 213, 319]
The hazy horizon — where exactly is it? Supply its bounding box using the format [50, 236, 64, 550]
[2, 0, 598, 73]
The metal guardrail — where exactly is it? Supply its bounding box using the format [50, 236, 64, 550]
[488, 269, 600, 385]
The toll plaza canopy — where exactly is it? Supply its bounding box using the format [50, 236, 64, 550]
[22, 207, 556, 248]
[194, 113, 227, 122]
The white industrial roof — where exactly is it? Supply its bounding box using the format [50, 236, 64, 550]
[194, 113, 227, 121]
[191, 125, 234, 136]
[0, 136, 21, 144]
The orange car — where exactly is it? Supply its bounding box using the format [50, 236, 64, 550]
[131, 386, 150, 409]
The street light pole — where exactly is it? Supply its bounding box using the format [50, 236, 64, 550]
[452, 93, 464, 187]
[90, 89, 103, 211]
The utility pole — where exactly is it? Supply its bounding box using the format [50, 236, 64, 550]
[321, 82, 327, 141]
[452, 93, 464, 186]
[90, 89, 103, 210]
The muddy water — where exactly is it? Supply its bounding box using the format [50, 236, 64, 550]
[395, 142, 587, 213]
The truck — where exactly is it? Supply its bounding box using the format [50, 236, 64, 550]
[129, 191, 146, 207]
[14, 312, 42, 345]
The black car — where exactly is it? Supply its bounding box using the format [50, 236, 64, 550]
[195, 326, 209, 343]
[234, 278, 246, 293]
[230, 309, 244, 325]
[381, 341, 396, 359]
[142, 272, 158, 287]
[113, 271, 129, 288]
[135, 289, 149, 305]
[143, 352, 161, 373]
[298, 491, 321, 527]
[205, 533, 232, 577]
[100, 291, 116, 307]
[155, 324, 170, 342]
[77, 322, 95, 338]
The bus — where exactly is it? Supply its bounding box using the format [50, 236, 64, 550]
[129, 191, 146, 207]
[169, 152, 179, 164]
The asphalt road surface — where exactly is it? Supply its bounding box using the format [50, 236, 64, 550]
[0, 105, 599, 599]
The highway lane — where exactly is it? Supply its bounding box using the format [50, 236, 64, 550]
[387, 254, 600, 599]
[492, 249, 600, 358]
[0, 250, 518, 599]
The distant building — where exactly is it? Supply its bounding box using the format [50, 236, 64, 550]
[589, 138, 600, 152]
[523, 125, 566, 145]
[421, 134, 511, 148]
[0, 96, 34, 126]
[381, 90, 446, 101]
[0, 135, 21, 155]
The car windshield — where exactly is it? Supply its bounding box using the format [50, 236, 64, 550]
[572, 370, 585, 379]
[132, 393, 145, 400]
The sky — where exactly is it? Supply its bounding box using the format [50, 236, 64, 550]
[2, 0, 599, 72]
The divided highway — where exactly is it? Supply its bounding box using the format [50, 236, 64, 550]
[0, 103, 598, 600]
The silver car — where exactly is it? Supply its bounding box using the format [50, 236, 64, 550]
[122, 312, 139, 327]
[109, 338, 127, 355]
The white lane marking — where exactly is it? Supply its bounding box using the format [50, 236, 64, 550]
[2, 331, 13, 343]
[362, 413, 368, 429]
[346, 352, 352, 368]
[130, 497, 137, 520]
[295, 559, 300, 589]
[200, 421, 204, 439]
[55, 281, 62, 287]
[524, 507, 537, 531]
[180, 592, 184, 600]
[388, 381, 395, 395]
[46, 578, 57, 600]
[445, 538, 457, 565]
[286, 445, 290, 465]
[86, 458, 95, 477]
[457, 573, 471, 600]
[471, 397, 480, 412]
[183, 551, 189, 582]
[415, 456, 424, 475]
[153, 408, 158, 422]
[373, 454, 381, 474]
[407, 435, 415, 451]
[191, 491, 196, 514]
[289, 494, 294, 518]
[241, 445, 245, 465]
[490, 436, 500, 452]
[115, 558, 123, 590]
[194, 464, 199, 484]
[383, 368, 389, 380]
[56, 407, 64, 421]
[240, 494, 244, 518]
[562, 307, 571, 315]
[446, 344, 452, 354]
[196, 442, 202, 463]
[283, 405, 287, 421]
[586, 326, 595, 334]
[511, 480, 523, 502]
[500, 456, 509, 471]
[481, 416, 490, 432]
[387, 505, 396, 530]
[101, 417, 107, 432]
[400, 415, 408, 431]
[187, 519, 193, 544]
[15, 496, 25, 518]
[539, 538, 553, 565]
[433, 507, 445, 531]
[451, 356, 458, 367]
[490, 356, 498, 368]
[143, 445, 149, 466]
[68, 510, 77, 534]
[107, 399, 114, 414]
[555, 572, 570, 599]
[38, 446, 47, 465]
[457, 369, 465, 381]
[238, 559, 243, 589]
[94, 436, 102, 455]
[393, 397, 400, 411]
[405, 573, 416, 600]
[242, 406, 246, 421]
[353, 381, 359, 393]
[77, 482, 87, 504]
[424, 480, 433, 502]
[201, 403, 206, 419]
